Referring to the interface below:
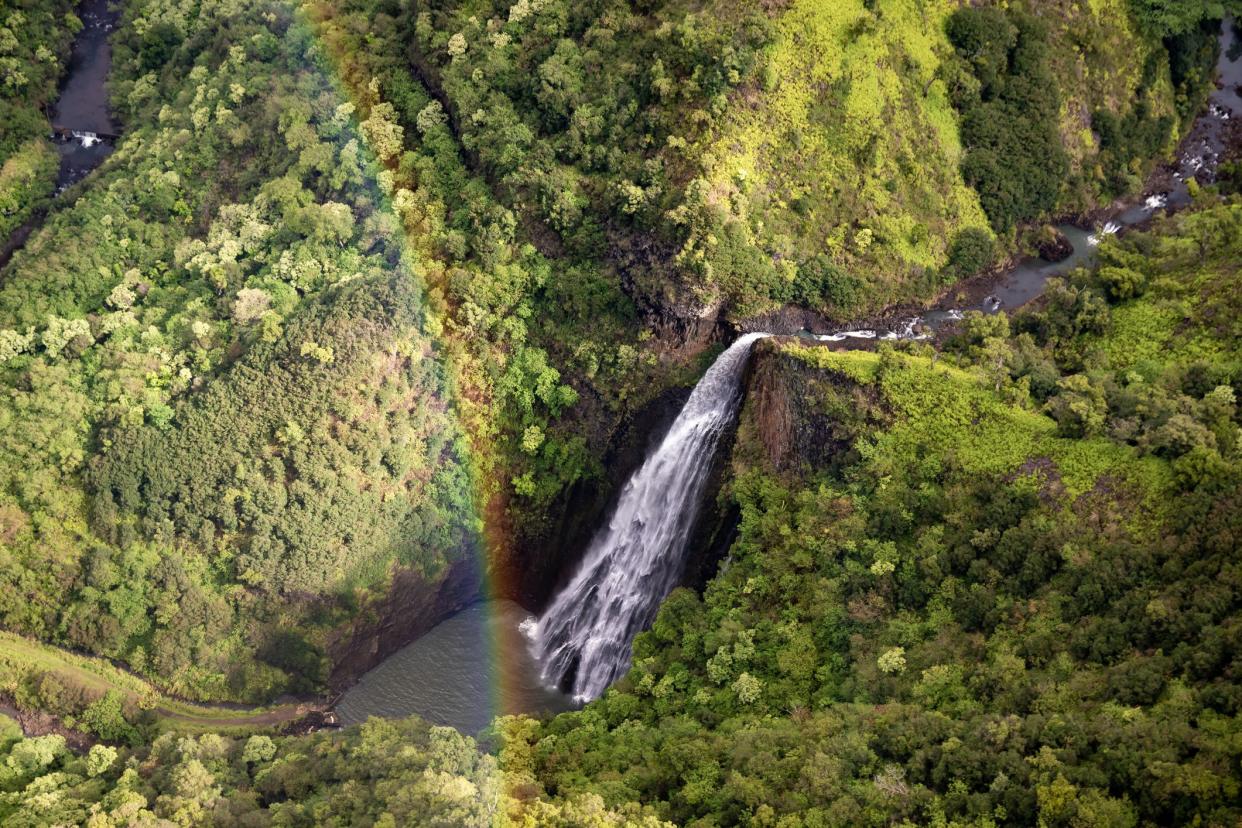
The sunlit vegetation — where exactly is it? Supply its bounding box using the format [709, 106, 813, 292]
[13, 198, 1236, 826]
[0, 0, 1240, 824]
[690, 0, 991, 315]
[0, 137, 56, 242]
[0, 632, 308, 744]
[495, 201, 1242, 826]
[0, 0, 488, 701]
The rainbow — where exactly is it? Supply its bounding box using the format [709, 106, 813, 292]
[277, 1, 571, 731]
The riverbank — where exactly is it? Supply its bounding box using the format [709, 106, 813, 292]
[741, 18, 1242, 343]
[0, 0, 118, 272]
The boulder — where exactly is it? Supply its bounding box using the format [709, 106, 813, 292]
[1036, 226, 1073, 262]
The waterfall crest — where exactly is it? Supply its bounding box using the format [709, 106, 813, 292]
[532, 333, 768, 701]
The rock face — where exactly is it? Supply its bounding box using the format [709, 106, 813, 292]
[325, 556, 482, 693]
[503, 384, 693, 612]
[613, 232, 729, 351]
[737, 338, 885, 477]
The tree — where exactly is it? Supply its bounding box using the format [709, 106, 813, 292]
[1046, 374, 1108, 437]
[1128, 0, 1231, 36]
[242, 734, 276, 765]
[86, 744, 118, 777]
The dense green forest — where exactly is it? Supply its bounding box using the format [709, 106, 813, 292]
[0, 0, 77, 241]
[0, 0, 1230, 703]
[4, 191, 1240, 828]
[1, 0, 1241, 825]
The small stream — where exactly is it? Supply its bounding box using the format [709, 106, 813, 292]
[51, 0, 118, 193]
[814, 17, 1242, 342]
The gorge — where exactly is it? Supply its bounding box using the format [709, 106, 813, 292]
[3, 3, 1242, 823]
[0, 0, 117, 270]
[530, 332, 769, 701]
[336, 16, 1242, 724]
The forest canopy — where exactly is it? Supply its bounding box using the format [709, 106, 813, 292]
[0, 0, 1240, 826]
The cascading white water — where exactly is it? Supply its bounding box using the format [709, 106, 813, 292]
[531, 332, 768, 701]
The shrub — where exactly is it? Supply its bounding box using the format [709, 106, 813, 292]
[1097, 266, 1146, 301]
[946, 227, 996, 279]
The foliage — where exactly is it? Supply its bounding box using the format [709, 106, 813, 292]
[491, 202, 1241, 826]
[0, 0, 690, 701]
[1128, 0, 1241, 36]
[0, 138, 57, 241]
[945, 7, 1067, 232]
[0, 0, 78, 162]
[0, 0, 491, 700]
[944, 227, 996, 281]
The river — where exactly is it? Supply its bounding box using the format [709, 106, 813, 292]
[0, 0, 118, 270]
[920, 16, 1242, 331]
[52, 0, 119, 192]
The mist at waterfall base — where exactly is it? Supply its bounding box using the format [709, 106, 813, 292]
[532, 333, 768, 701]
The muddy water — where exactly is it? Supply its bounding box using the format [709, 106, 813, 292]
[335, 601, 575, 734]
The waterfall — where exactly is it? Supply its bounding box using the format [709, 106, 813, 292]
[531, 333, 768, 701]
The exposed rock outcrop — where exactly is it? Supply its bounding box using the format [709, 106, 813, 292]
[735, 338, 888, 478]
[1036, 225, 1074, 262]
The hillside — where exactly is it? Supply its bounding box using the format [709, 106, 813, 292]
[0, 0, 1239, 825]
[2, 193, 1240, 827]
[0, 0, 1222, 706]
[414, 0, 1206, 324]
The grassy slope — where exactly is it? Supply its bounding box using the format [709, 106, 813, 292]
[783, 344, 1172, 501]
[0, 632, 308, 736]
[687, 0, 1180, 319]
[1090, 202, 1242, 371]
[700, 0, 989, 314]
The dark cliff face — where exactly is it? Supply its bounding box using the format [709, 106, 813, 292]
[324, 556, 482, 693]
[502, 384, 693, 612]
[736, 338, 887, 479]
